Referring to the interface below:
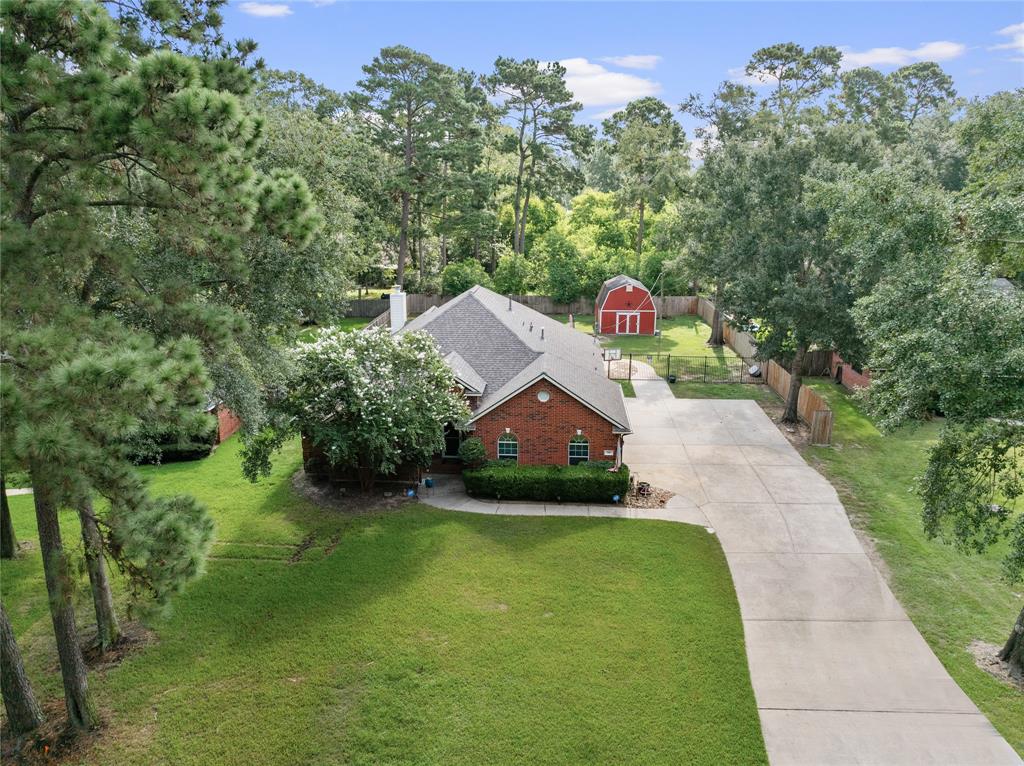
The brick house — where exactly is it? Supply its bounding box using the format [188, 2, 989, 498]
[395, 286, 632, 469]
[594, 275, 657, 335]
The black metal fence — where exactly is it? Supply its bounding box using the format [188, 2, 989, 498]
[606, 353, 765, 384]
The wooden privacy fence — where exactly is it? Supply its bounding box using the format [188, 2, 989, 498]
[346, 293, 699, 318]
[764, 360, 833, 445]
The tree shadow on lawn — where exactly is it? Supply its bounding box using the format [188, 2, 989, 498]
[66, 446, 764, 765]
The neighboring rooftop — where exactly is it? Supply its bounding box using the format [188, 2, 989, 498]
[402, 286, 631, 432]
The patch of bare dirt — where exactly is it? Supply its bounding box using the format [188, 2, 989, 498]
[0, 625, 151, 765]
[291, 471, 417, 514]
[1, 698, 102, 766]
[968, 639, 1023, 691]
[758, 399, 812, 448]
[81, 622, 156, 671]
[287, 533, 317, 564]
[626, 485, 674, 509]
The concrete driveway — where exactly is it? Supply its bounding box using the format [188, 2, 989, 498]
[625, 380, 1020, 765]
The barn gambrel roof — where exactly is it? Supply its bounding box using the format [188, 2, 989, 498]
[595, 275, 650, 311]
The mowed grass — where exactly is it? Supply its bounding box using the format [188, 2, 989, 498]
[801, 380, 1024, 756]
[296, 316, 371, 342]
[556, 314, 738, 358]
[670, 382, 779, 402]
[617, 380, 636, 397]
[2, 440, 767, 765]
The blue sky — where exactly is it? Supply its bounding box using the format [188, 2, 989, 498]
[224, 1, 1024, 136]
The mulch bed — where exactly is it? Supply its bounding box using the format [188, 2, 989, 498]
[968, 639, 1024, 691]
[291, 471, 418, 514]
[625, 485, 674, 509]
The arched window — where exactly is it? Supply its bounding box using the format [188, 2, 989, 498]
[497, 433, 519, 462]
[568, 435, 589, 465]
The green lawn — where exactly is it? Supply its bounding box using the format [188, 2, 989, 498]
[556, 314, 738, 358]
[670, 381, 780, 401]
[2, 440, 766, 765]
[800, 380, 1024, 756]
[296, 317, 371, 342]
[617, 380, 636, 398]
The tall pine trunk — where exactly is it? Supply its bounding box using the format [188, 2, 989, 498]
[30, 466, 97, 730]
[708, 283, 724, 347]
[1, 602, 44, 735]
[782, 344, 806, 424]
[397, 190, 410, 288]
[517, 153, 537, 255]
[1, 475, 17, 558]
[1000, 605, 1023, 681]
[636, 198, 645, 263]
[79, 499, 120, 652]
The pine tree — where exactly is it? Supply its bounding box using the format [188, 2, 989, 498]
[0, 603, 44, 736]
[1, 0, 316, 730]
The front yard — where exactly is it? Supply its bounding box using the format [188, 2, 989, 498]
[3, 439, 767, 765]
[801, 380, 1024, 755]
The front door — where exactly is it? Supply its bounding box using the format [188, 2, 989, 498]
[443, 424, 462, 457]
[616, 312, 640, 334]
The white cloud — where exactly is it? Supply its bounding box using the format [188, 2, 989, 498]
[688, 124, 719, 164]
[239, 2, 293, 17]
[599, 55, 662, 71]
[990, 21, 1024, 58]
[590, 106, 625, 121]
[727, 66, 775, 87]
[560, 57, 661, 107]
[839, 40, 966, 69]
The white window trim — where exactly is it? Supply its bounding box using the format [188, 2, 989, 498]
[615, 311, 641, 335]
[568, 437, 589, 465]
[497, 434, 519, 462]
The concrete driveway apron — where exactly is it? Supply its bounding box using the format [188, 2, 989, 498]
[624, 383, 1020, 766]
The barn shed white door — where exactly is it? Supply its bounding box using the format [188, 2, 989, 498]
[616, 312, 639, 334]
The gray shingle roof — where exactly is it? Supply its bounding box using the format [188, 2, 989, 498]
[402, 286, 631, 432]
[595, 275, 650, 312]
[443, 351, 486, 395]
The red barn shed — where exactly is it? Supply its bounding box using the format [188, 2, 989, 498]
[594, 275, 657, 335]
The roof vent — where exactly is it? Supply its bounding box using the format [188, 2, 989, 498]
[529, 322, 533, 333]
[540, 328, 545, 340]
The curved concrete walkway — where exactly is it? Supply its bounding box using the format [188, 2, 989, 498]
[423, 377, 1020, 765]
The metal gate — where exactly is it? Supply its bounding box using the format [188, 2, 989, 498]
[605, 353, 764, 384]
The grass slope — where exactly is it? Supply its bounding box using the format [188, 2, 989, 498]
[3, 440, 766, 765]
[801, 380, 1024, 755]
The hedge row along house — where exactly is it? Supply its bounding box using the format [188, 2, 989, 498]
[594, 275, 657, 336]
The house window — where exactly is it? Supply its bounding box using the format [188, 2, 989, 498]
[568, 435, 589, 465]
[497, 433, 519, 462]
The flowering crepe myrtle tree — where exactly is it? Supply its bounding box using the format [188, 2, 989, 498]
[243, 328, 470, 491]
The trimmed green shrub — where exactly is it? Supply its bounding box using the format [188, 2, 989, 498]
[457, 436, 487, 467]
[441, 260, 492, 296]
[463, 461, 630, 503]
[131, 414, 218, 464]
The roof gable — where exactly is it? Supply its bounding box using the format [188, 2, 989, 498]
[401, 286, 630, 434]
